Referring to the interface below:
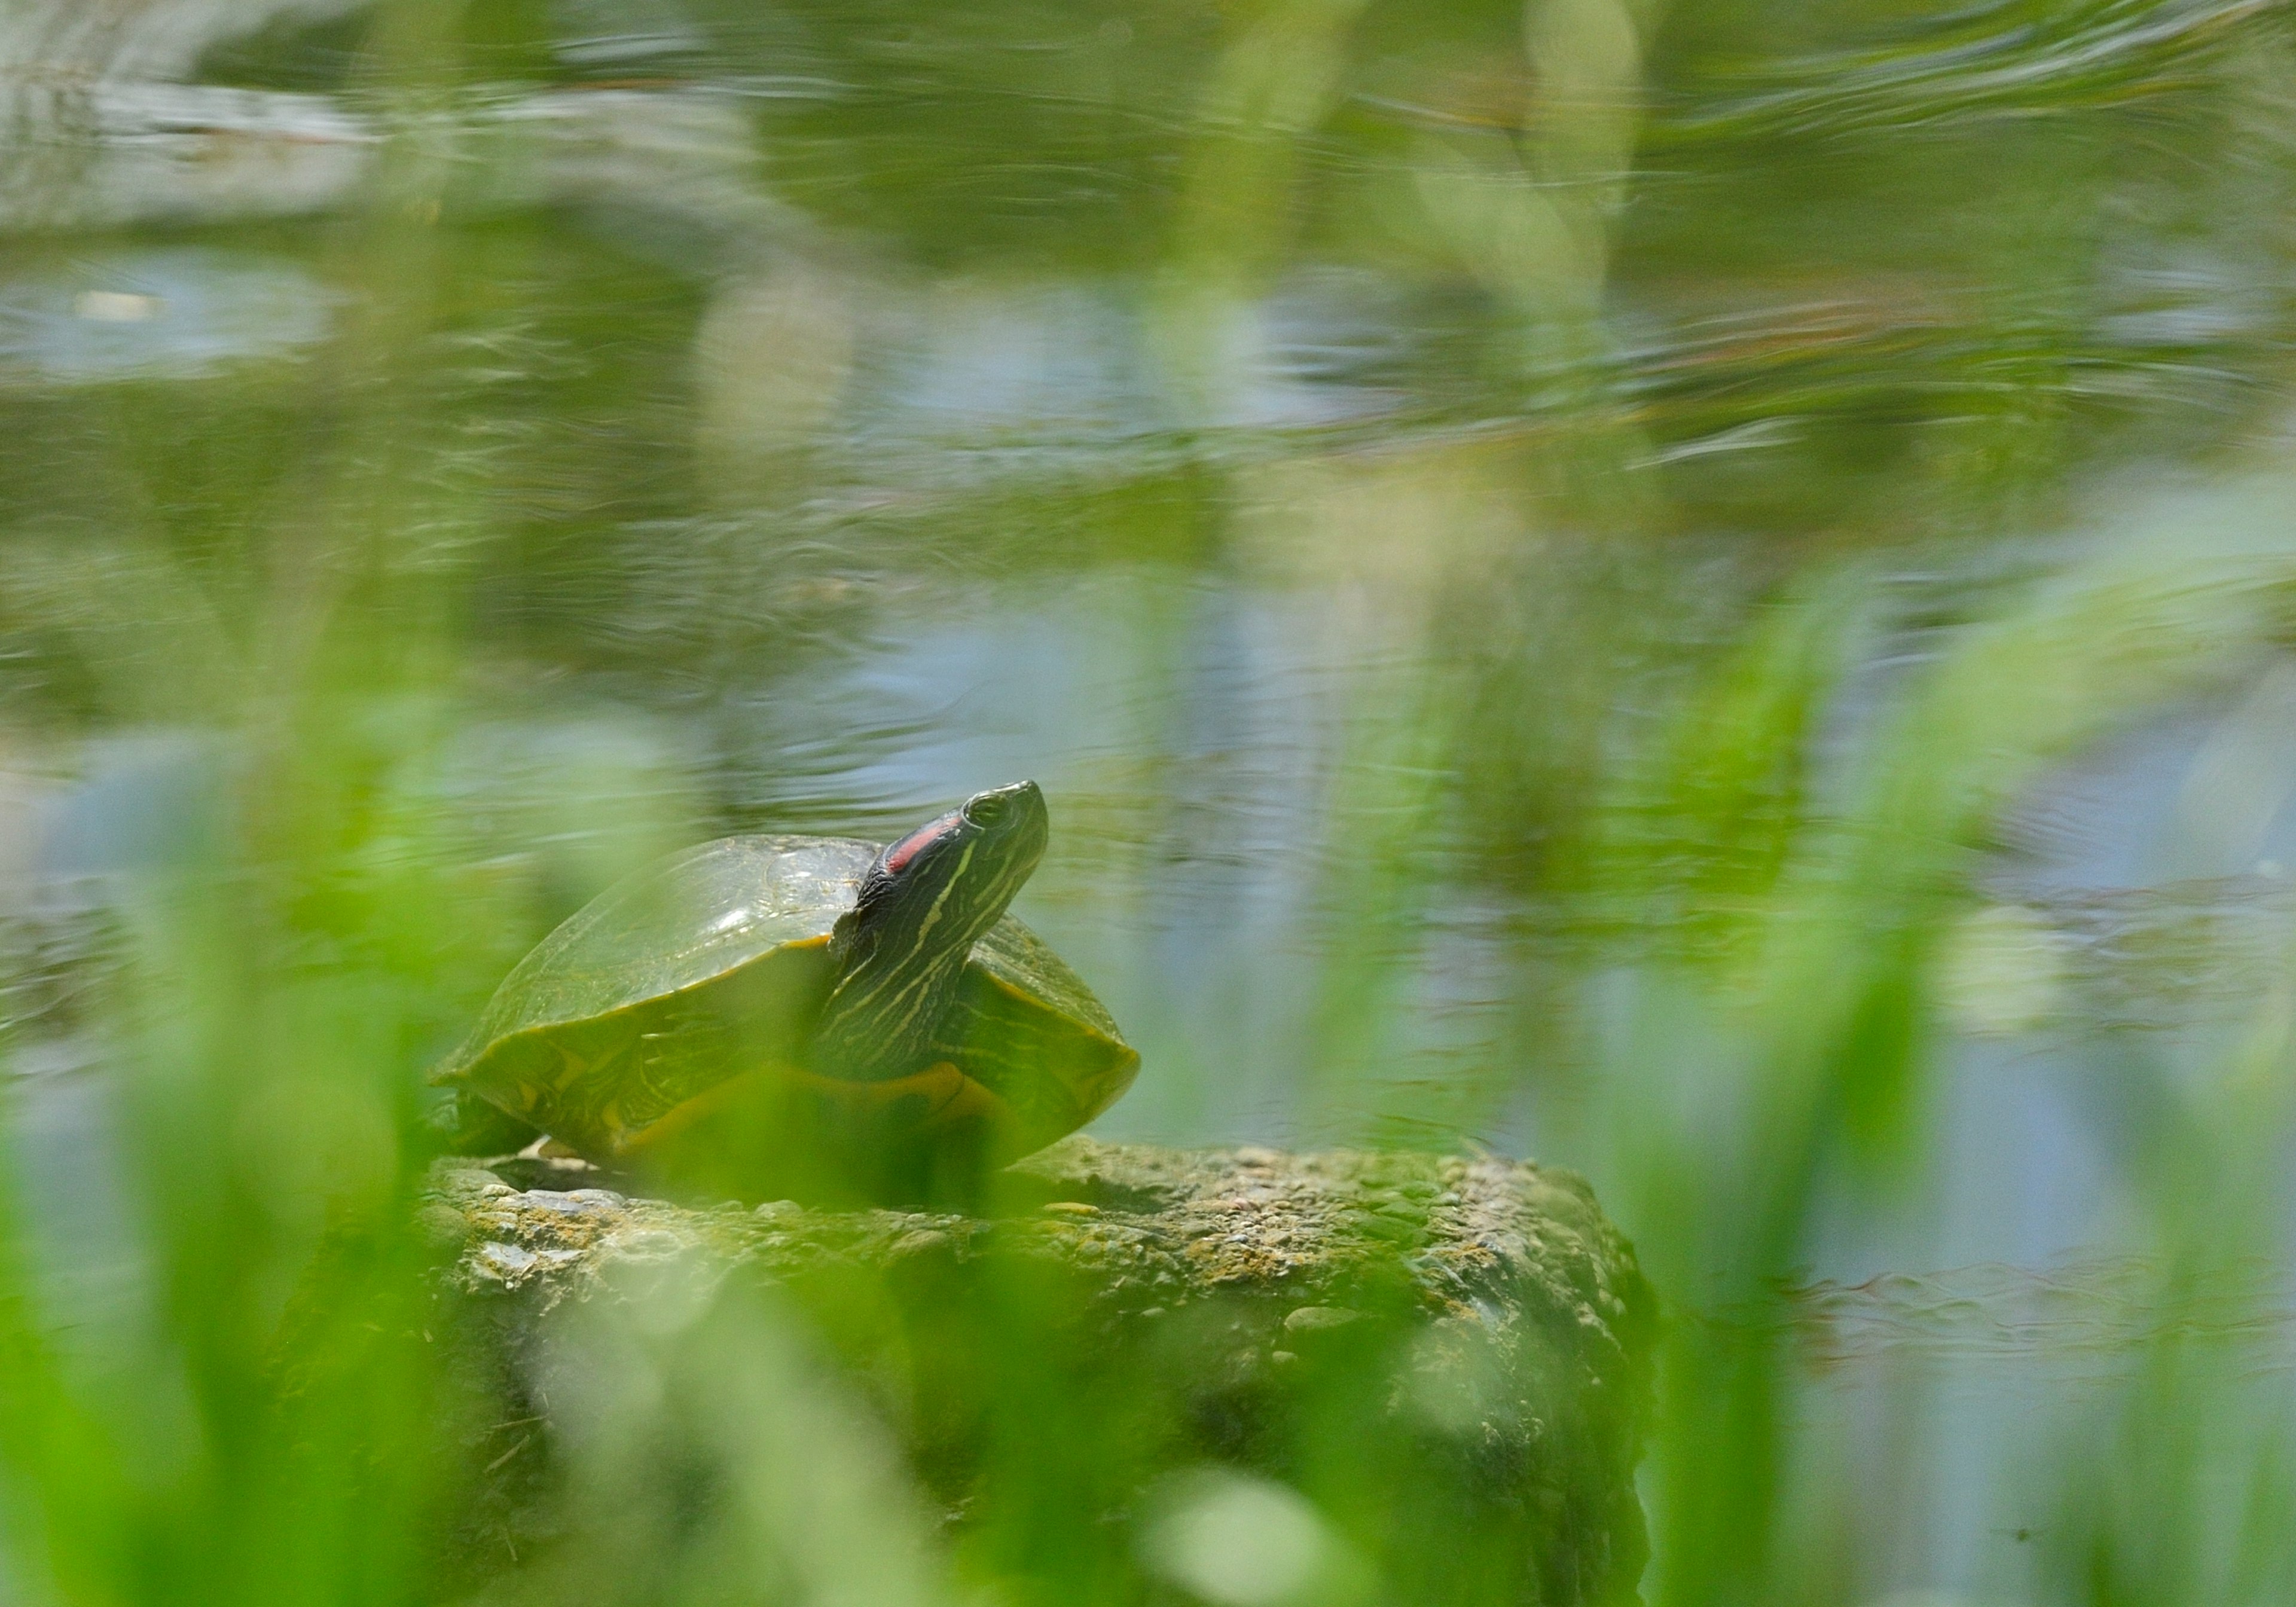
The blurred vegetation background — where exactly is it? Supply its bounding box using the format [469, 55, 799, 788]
[5, 0, 2296, 1601]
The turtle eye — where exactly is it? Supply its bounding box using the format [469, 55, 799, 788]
[966, 790, 1009, 827]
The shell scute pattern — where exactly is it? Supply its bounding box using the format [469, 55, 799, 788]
[436, 827, 1137, 1162]
[939, 919, 1137, 1151]
[454, 835, 874, 1058]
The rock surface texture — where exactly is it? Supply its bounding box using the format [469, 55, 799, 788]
[428, 1138, 1657, 1606]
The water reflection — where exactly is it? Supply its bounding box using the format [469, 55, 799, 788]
[2, 13, 2291, 1153]
[4, 0, 2296, 1601]
[0, 249, 334, 381]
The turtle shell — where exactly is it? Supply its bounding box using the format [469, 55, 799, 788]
[432, 835, 1137, 1161]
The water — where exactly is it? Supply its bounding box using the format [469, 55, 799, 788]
[5, 1, 2296, 1602]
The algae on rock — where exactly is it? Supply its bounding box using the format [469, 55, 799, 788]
[427, 1137, 1656, 1607]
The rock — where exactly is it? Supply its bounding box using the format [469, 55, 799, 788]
[427, 1137, 1656, 1607]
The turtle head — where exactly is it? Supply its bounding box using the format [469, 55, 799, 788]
[851, 780, 1048, 945]
[810, 781, 1049, 1079]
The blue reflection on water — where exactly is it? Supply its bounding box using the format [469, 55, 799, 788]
[0, 248, 334, 383]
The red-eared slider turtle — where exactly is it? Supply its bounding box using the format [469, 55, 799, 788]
[432, 782, 1137, 1190]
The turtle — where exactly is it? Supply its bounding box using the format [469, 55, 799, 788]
[430, 780, 1137, 1194]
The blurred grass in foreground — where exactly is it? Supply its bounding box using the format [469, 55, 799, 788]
[5, 0, 2296, 1603]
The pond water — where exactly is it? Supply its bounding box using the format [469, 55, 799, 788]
[5, 1, 2296, 1601]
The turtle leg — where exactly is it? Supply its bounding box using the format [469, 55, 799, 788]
[424, 1089, 546, 1158]
[620, 1062, 1014, 1206]
[844, 1061, 1003, 1132]
[841, 1062, 1015, 1207]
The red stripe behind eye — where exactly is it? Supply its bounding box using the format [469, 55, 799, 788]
[883, 812, 958, 875]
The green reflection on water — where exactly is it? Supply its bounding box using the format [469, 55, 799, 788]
[4, 0, 2296, 1602]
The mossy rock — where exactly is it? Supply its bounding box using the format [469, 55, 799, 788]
[425, 1138, 1656, 1606]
